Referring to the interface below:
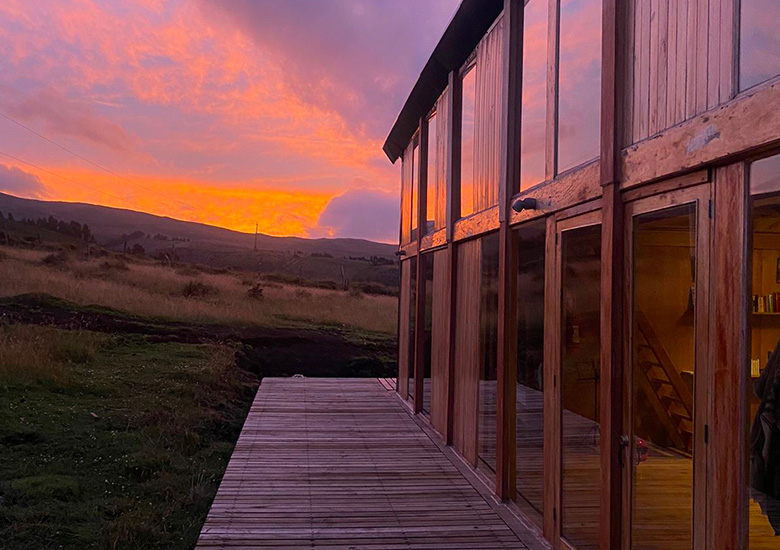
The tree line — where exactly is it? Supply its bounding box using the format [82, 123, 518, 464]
[0, 211, 96, 243]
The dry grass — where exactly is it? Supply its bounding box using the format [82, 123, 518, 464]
[0, 246, 397, 334]
[0, 324, 110, 386]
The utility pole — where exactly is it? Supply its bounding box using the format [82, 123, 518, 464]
[254, 222, 258, 251]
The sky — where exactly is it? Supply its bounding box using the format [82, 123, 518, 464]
[0, 0, 460, 242]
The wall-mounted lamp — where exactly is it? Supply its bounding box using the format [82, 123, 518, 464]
[512, 197, 538, 213]
[395, 250, 407, 257]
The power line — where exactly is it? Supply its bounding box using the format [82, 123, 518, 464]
[0, 111, 198, 211]
[0, 150, 134, 206]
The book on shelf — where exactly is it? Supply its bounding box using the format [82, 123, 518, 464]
[753, 292, 780, 313]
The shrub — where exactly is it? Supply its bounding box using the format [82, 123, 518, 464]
[294, 289, 313, 299]
[347, 286, 364, 299]
[175, 266, 201, 277]
[348, 281, 398, 297]
[99, 259, 129, 271]
[41, 250, 69, 267]
[181, 280, 218, 299]
[247, 284, 264, 300]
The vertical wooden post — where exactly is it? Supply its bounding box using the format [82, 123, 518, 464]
[710, 163, 748, 550]
[445, 70, 462, 444]
[545, 0, 560, 181]
[414, 119, 428, 413]
[496, 0, 524, 502]
[599, 0, 625, 548]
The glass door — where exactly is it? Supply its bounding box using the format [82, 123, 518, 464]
[623, 185, 711, 550]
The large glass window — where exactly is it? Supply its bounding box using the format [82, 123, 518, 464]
[460, 66, 477, 218]
[557, 0, 601, 173]
[515, 221, 546, 513]
[520, 0, 549, 190]
[425, 113, 438, 235]
[748, 154, 780, 545]
[407, 256, 417, 403]
[631, 204, 697, 549]
[561, 223, 601, 549]
[421, 253, 434, 416]
[411, 142, 419, 241]
[740, 0, 780, 92]
[478, 233, 500, 474]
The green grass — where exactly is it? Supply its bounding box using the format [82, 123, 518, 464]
[0, 327, 258, 549]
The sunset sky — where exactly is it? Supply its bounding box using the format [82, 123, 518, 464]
[0, 0, 459, 242]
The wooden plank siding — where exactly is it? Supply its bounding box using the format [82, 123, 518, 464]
[196, 378, 541, 549]
[431, 247, 452, 437]
[625, 0, 736, 148]
[453, 238, 482, 465]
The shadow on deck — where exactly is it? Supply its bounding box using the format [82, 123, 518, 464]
[196, 378, 545, 549]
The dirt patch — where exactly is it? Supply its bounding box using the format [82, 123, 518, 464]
[0, 293, 397, 378]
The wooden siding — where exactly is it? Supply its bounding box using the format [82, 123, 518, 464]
[431, 248, 451, 435]
[626, 0, 736, 146]
[473, 15, 505, 213]
[398, 259, 412, 400]
[453, 238, 481, 465]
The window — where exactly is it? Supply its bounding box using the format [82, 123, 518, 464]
[747, 153, 780, 546]
[520, 0, 549, 190]
[478, 232, 500, 474]
[460, 65, 477, 218]
[740, 0, 780, 91]
[515, 221, 546, 513]
[407, 256, 417, 402]
[557, 0, 602, 173]
[421, 253, 434, 416]
[425, 113, 438, 235]
[411, 141, 419, 241]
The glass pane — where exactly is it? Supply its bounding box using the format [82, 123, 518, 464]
[740, 0, 780, 91]
[748, 189, 780, 545]
[426, 114, 438, 235]
[560, 223, 602, 549]
[407, 256, 417, 403]
[421, 253, 434, 416]
[411, 143, 419, 240]
[751, 154, 780, 197]
[631, 204, 697, 550]
[557, 0, 601, 173]
[461, 66, 477, 218]
[520, 0, 548, 190]
[478, 233, 500, 473]
[515, 221, 546, 513]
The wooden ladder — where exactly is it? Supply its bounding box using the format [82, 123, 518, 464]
[635, 311, 694, 454]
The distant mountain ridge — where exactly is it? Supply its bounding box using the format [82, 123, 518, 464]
[0, 192, 397, 258]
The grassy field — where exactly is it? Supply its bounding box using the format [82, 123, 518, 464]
[0, 325, 257, 549]
[0, 246, 397, 335]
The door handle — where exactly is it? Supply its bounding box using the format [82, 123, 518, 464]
[618, 434, 630, 467]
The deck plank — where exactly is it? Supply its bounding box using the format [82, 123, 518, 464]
[196, 378, 533, 550]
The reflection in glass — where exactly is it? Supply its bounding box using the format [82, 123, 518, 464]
[631, 205, 696, 550]
[411, 143, 419, 240]
[421, 253, 434, 417]
[557, 0, 601, 173]
[740, 0, 780, 91]
[460, 66, 477, 218]
[426, 113, 438, 235]
[478, 233, 500, 474]
[407, 256, 417, 403]
[515, 222, 546, 513]
[749, 182, 780, 545]
[560, 224, 601, 549]
[520, 0, 548, 190]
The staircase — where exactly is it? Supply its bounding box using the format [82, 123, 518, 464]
[635, 312, 694, 454]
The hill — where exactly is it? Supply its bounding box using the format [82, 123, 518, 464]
[0, 192, 399, 287]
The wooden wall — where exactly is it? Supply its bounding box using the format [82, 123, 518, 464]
[624, 0, 736, 146]
[430, 248, 451, 435]
[452, 239, 481, 465]
[398, 259, 412, 400]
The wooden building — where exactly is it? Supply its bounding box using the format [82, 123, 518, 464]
[383, 0, 780, 548]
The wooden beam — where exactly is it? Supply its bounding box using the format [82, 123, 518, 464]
[542, 215, 559, 543]
[599, 183, 624, 550]
[447, 70, 462, 240]
[495, 0, 523, 503]
[710, 163, 748, 550]
[414, 119, 428, 413]
[545, 0, 560, 180]
[622, 78, 780, 187]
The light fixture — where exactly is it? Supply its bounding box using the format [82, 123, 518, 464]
[512, 197, 538, 212]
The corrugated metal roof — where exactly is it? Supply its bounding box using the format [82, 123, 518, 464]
[382, 0, 503, 163]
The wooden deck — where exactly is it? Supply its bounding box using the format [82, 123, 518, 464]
[196, 378, 543, 550]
